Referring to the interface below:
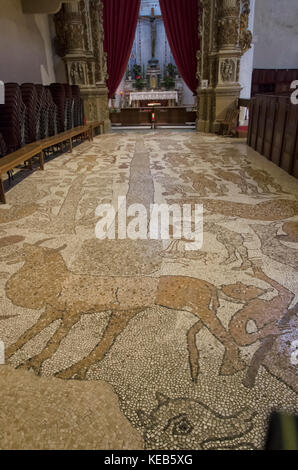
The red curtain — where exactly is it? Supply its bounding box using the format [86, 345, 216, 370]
[103, 0, 141, 98]
[159, 0, 200, 95]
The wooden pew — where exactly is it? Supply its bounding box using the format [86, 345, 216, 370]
[263, 96, 277, 160]
[0, 143, 44, 204]
[256, 96, 268, 155]
[40, 125, 90, 154]
[280, 103, 298, 174]
[271, 97, 288, 167]
[0, 125, 90, 204]
[69, 125, 91, 150]
[89, 121, 104, 141]
[247, 94, 298, 178]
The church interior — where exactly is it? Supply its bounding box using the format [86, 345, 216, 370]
[0, 0, 297, 451]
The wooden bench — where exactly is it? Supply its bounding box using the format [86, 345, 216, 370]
[40, 125, 90, 154]
[0, 125, 90, 204]
[0, 143, 44, 204]
[89, 121, 104, 141]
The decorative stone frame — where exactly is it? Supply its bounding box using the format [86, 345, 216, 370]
[54, 0, 110, 130]
[197, 0, 252, 133]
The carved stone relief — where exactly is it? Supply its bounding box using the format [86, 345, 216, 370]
[239, 0, 253, 54]
[220, 59, 236, 82]
[69, 61, 86, 85]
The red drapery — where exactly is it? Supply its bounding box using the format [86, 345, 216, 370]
[159, 0, 200, 95]
[103, 0, 141, 98]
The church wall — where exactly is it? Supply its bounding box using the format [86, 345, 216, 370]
[0, 0, 57, 84]
[253, 0, 298, 69]
[239, 0, 255, 98]
[48, 14, 67, 84]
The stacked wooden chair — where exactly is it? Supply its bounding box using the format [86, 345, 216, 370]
[45, 87, 58, 137]
[0, 81, 93, 204]
[50, 83, 67, 133]
[20, 83, 40, 144]
[35, 84, 49, 140]
[72, 85, 84, 128]
[0, 83, 26, 153]
[0, 133, 7, 158]
[64, 84, 74, 131]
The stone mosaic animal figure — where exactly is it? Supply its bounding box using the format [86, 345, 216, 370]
[181, 171, 228, 197]
[5, 241, 244, 381]
[239, 166, 288, 195]
[163, 153, 192, 168]
[138, 393, 256, 450]
[247, 308, 298, 393]
[278, 221, 298, 243]
[214, 169, 259, 195]
[205, 221, 251, 270]
[0, 204, 39, 224]
[204, 199, 298, 221]
[251, 223, 298, 271]
[167, 198, 298, 222]
[224, 267, 295, 387]
[162, 220, 251, 271]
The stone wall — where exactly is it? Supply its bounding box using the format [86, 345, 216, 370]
[239, 0, 255, 98]
[253, 0, 298, 69]
[0, 0, 56, 84]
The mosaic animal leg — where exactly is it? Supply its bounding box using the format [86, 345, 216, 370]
[243, 303, 298, 388]
[242, 335, 277, 388]
[187, 320, 203, 382]
[220, 244, 238, 265]
[19, 309, 81, 375]
[216, 232, 239, 266]
[233, 245, 251, 271]
[56, 309, 144, 380]
[6, 305, 62, 360]
[194, 306, 245, 376]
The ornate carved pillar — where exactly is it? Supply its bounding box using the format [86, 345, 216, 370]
[212, 0, 242, 133]
[197, 0, 252, 133]
[54, 0, 110, 131]
[197, 0, 215, 133]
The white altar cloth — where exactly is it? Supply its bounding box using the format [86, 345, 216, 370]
[129, 91, 178, 106]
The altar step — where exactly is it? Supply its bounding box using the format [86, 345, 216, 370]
[155, 124, 196, 129]
[110, 107, 197, 128]
[112, 126, 152, 130]
[112, 124, 196, 131]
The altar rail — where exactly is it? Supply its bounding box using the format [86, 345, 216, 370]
[110, 107, 197, 126]
[247, 95, 298, 178]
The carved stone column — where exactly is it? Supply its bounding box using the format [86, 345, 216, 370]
[212, 0, 242, 133]
[197, 0, 252, 133]
[54, 0, 110, 131]
[197, 0, 215, 133]
[84, 0, 110, 131]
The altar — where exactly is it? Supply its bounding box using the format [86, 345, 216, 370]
[129, 91, 178, 107]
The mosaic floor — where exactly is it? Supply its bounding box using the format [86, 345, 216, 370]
[0, 131, 297, 450]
